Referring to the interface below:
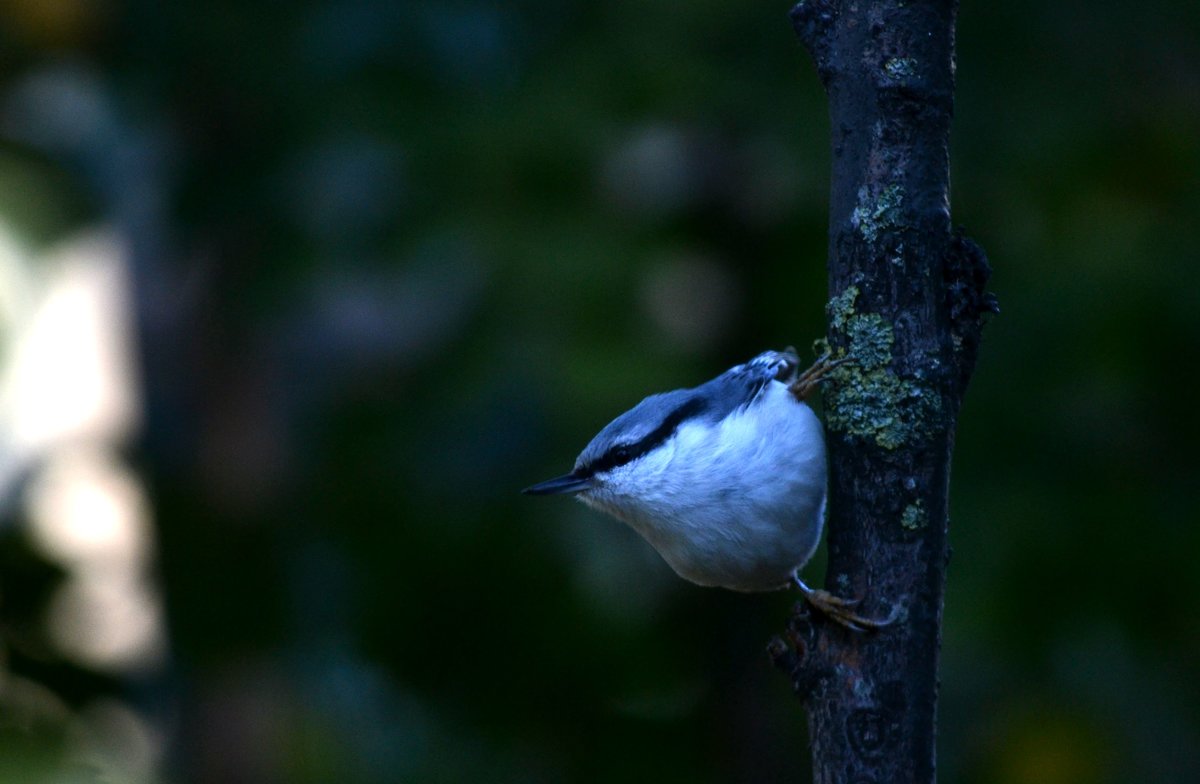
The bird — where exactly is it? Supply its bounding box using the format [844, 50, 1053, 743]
[524, 348, 892, 631]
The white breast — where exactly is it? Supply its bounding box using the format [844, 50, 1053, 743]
[580, 381, 827, 592]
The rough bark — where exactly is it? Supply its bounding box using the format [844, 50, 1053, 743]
[768, 2, 994, 782]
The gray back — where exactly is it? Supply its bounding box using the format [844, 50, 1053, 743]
[573, 350, 792, 476]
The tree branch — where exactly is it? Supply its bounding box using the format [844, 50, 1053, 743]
[770, 2, 993, 782]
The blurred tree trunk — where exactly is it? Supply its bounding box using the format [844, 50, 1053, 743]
[769, 1, 993, 782]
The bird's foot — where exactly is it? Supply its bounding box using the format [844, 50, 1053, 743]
[788, 353, 851, 401]
[793, 576, 898, 632]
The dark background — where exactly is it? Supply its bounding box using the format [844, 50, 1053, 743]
[1, 1, 1197, 782]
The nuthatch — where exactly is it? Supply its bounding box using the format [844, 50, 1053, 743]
[525, 349, 892, 631]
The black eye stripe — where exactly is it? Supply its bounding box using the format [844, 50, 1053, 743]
[583, 397, 707, 476]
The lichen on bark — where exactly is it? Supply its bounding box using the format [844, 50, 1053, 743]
[900, 501, 927, 530]
[851, 184, 905, 244]
[823, 286, 941, 450]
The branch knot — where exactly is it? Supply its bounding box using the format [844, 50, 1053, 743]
[768, 603, 835, 699]
[790, 0, 839, 87]
[943, 231, 998, 391]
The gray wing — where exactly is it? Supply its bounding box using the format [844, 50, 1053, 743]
[691, 348, 798, 422]
[573, 349, 797, 475]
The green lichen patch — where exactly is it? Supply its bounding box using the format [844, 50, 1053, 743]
[822, 283, 940, 449]
[901, 502, 927, 531]
[851, 184, 905, 244]
[825, 366, 940, 450]
[884, 57, 917, 78]
[845, 312, 892, 370]
[826, 285, 859, 333]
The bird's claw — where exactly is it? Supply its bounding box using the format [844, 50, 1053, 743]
[793, 576, 898, 633]
[789, 353, 852, 401]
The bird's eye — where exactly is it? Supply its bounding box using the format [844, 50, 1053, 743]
[611, 446, 634, 466]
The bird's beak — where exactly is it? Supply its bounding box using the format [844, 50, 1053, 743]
[522, 473, 592, 495]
